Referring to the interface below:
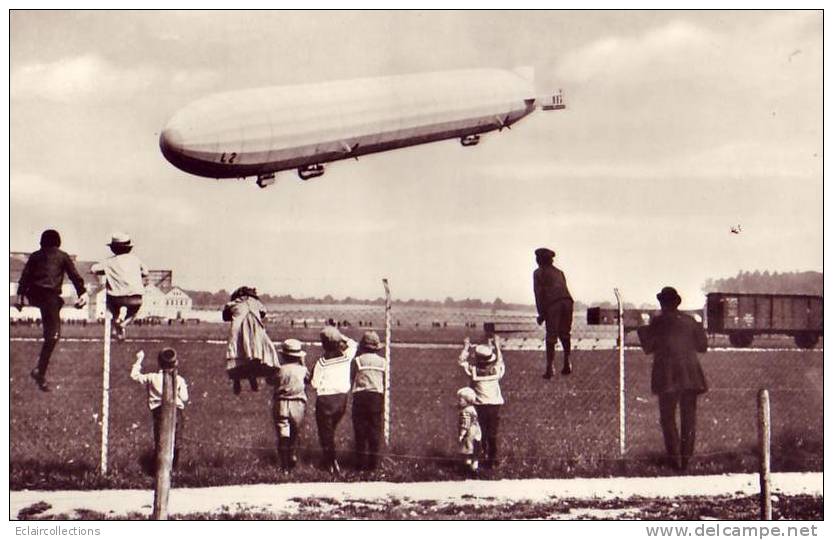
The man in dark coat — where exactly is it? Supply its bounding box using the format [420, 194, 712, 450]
[637, 286, 708, 471]
[533, 247, 574, 378]
[15, 229, 89, 391]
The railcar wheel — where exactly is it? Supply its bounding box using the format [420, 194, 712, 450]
[728, 332, 754, 348]
[794, 332, 819, 349]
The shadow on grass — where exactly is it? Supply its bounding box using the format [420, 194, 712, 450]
[17, 501, 52, 520]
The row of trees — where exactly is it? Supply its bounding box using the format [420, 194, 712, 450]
[702, 270, 822, 296]
[184, 270, 821, 310]
[184, 289, 547, 311]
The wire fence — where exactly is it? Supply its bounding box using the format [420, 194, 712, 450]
[9, 282, 823, 486]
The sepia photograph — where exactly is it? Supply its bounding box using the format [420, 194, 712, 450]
[7, 9, 824, 524]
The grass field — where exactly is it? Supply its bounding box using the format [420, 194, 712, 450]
[10, 326, 823, 490]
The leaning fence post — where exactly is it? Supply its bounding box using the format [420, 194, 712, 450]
[100, 310, 111, 476]
[614, 288, 625, 457]
[757, 388, 772, 520]
[382, 278, 392, 447]
[152, 367, 178, 520]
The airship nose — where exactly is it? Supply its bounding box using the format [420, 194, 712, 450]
[159, 126, 184, 160]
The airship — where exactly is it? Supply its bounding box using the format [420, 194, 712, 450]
[159, 67, 565, 188]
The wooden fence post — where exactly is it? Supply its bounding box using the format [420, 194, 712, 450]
[100, 310, 111, 476]
[152, 367, 178, 520]
[614, 288, 625, 457]
[757, 388, 772, 520]
[382, 278, 392, 447]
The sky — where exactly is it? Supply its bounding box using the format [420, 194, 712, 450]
[8, 10, 823, 308]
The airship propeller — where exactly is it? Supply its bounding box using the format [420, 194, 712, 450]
[494, 115, 512, 132]
[340, 141, 361, 160]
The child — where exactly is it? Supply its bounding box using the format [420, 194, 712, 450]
[222, 286, 279, 395]
[456, 387, 482, 474]
[91, 232, 148, 341]
[272, 338, 309, 471]
[350, 331, 387, 471]
[15, 229, 89, 391]
[458, 335, 505, 469]
[310, 325, 358, 474]
[131, 348, 189, 469]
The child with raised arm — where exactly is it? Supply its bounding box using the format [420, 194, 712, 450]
[131, 348, 189, 469]
[456, 386, 482, 474]
[310, 325, 358, 474]
[458, 335, 505, 469]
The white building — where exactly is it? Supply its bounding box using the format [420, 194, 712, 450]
[93, 285, 193, 320]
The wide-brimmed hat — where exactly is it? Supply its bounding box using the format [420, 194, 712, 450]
[656, 286, 682, 307]
[535, 247, 555, 260]
[108, 231, 132, 247]
[280, 338, 306, 359]
[320, 325, 345, 347]
[157, 347, 178, 368]
[359, 331, 383, 351]
[473, 344, 496, 364]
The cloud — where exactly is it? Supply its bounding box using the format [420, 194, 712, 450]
[558, 20, 712, 84]
[11, 54, 220, 103]
[477, 137, 821, 184]
[10, 172, 98, 210]
[11, 171, 199, 228]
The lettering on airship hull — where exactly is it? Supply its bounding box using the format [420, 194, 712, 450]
[220, 153, 238, 164]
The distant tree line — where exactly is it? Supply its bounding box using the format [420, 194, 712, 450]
[183, 271, 822, 312]
[702, 270, 823, 296]
[183, 289, 570, 311]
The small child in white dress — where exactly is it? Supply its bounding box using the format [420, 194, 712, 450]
[456, 386, 482, 474]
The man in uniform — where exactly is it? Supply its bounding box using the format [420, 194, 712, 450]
[532, 247, 574, 378]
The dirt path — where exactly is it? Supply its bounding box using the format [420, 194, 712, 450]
[10, 472, 821, 519]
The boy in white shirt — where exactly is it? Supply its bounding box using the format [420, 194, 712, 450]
[131, 348, 189, 469]
[310, 325, 357, 474]
[91, 232, 148, 341]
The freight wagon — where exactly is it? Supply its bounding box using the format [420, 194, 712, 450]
[705, 292, 822, 349]
[586, 307, 703, 329]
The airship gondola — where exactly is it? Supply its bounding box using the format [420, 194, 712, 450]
[159, 67, 564, 188]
